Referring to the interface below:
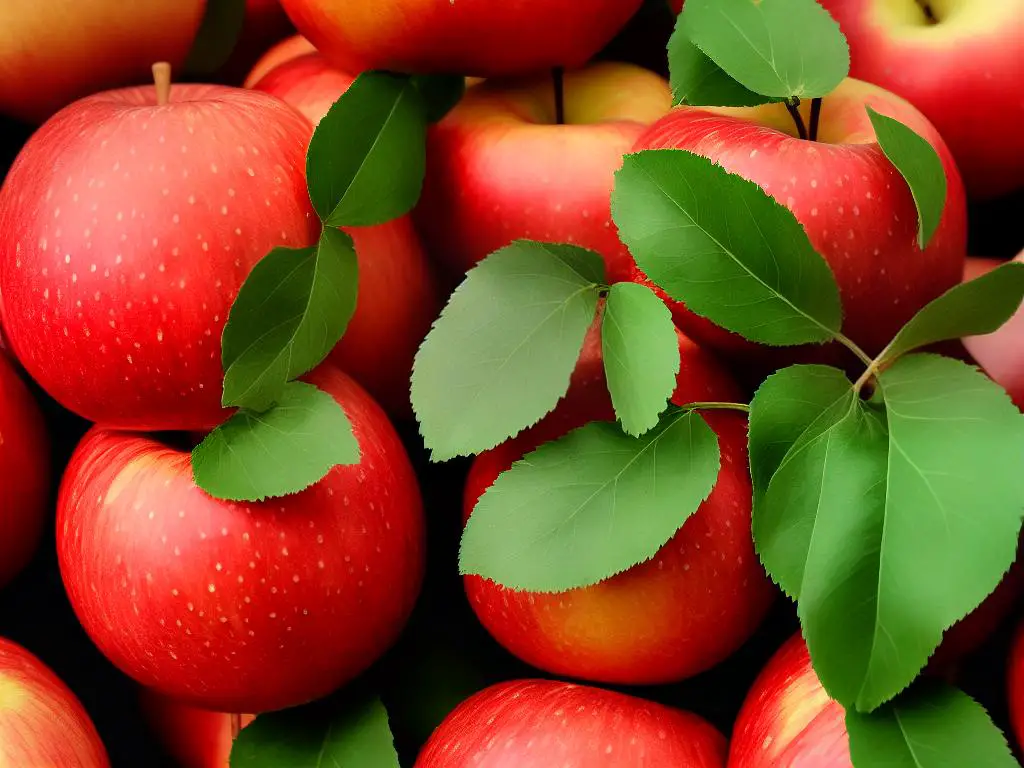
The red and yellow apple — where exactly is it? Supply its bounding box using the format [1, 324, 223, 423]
[57, 365, 425, 713]
[462, 316, 775, 685]
[140, 688, 255, 768]
[416, 62, 673, 285]
[415, 679, 726, 768]
[0, 77, 319, 432]
[0, 638, 109, 767]
[249, 52, 442, 418]
[817, 0, 1024, 199]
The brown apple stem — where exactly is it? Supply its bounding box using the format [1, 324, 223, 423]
[808, 97, 823, 142]
[785, 98, 808, 141]
[552, 66, 565, 125]
[152, 62, 172, 106]
[230, 713, 242, 740]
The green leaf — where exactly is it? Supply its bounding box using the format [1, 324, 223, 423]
[411, 74, 467, 123]
[846, 682, 1018, 767]
[306, 71, 427, 227]
[602, 282, 681, 437]
[667, 15, 774, 107]
[680, 0, 850, 100]
[230, 693, 399, 768]
[412, 241, 605, 462]
[867, 107, 948, 250]
[460, 409, 720, 592]
[612, 149, 843, 346]
[882, 262, 1024, 363]
[221, 228, 357, 412]
[193, 381, 359, 502]
[183, 0, 247, 74]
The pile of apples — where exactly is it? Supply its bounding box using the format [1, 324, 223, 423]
[0, 0, 1022, 766]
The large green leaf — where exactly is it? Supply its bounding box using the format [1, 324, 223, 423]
[411, 74, 467, 123]
[460, 409, 720, 592]
[412, 241, 604, 462]
[612, 149, 843, 346]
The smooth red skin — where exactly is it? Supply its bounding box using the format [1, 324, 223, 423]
[140, 688, 255, 768]
[279, 0, 643, 78]
[0, 353, 49, 589]
[243, 35, 318, 89]
[0, 638, 109, 767]
[964, 250, 1024, 409]
[250, 53, 441, 418]
[817, 0, 1024, 199]
[462, 322, 775, 685]
[0, 84, 319, 432]
[1010, 623, 1024, 754]
[415, 679, 726, 768]
[416, 63, 672, 285]
[56, 366, 425, 713]
[728, 635, 850, 768]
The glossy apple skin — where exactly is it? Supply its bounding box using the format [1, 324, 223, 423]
[462, 319, 775, 685]
[0, 84, 320, 432]
[728, 634, 850, 768]
[416, 62, 672, 284]
[250, 53, 441, 418]
[140, 688, 255, 768]
[817, 0, 1024, 199]
[243, 35, 318, 89]
[631, 78, 967, 363]
[0, 638, 109, 767]
[57, 365, 425, 713]
[0, 353, 49, 589]
[1010, 622, 1024, 754]
[279, 0, 643, 78]
[0, 2, 204, 124]
[415, 679, 727, 768]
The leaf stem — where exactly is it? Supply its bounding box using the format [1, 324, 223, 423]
[809, 98, 823, 142]
[834, 332, 874, 368]
[786, 98, 808, 141]
[683, 401, 750, 414]
[553, 66, 565, 126]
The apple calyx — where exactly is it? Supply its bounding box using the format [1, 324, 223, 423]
[152, 61, 172, 106]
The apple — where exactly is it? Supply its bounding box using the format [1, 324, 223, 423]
[630, 77, 967, 365]
[0, 71, 320, 432]
[279, 0, 644, 79]
[415, 679, 727, 767]
[140, 688, 255, 767]
[817, 0, 1024, 199]
[0, 3, 205, 124]
[461, 315, 776, 686]
[0, 352, 49, 589]
[1009, 622, 1024, 754]
[0, 637, 109, 767]
[56, 364, 425, 713]
[415, 62, 673, 285]
[243, 35, 318, 89]
[249, 52, 441, 418]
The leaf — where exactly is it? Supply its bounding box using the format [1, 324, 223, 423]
[193, 381, 359, 502]
[460, 409, 720, 592]
[411, 74, 467, 123]
[412, 241, 605, 462]
[846, 682, 1018, 767]
[306, 71, 427, 227]
[867, 107, 948, 250]
[602, 282, 681, 437]
[680, 0, 850, 100]
[221, 228, 357, 412]
[612, 149, 843, 346]
[667, 15, 774, 107]
[183, 0, 247, 74]
[882, 262, 1024, 363]
[230, 693, 399, 768]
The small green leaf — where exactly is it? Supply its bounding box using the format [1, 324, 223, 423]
[193, 381, 359, 502]
[307, 71, 427, 227]
[681, 0, 850, 100]
[846, 682, 1018, 767]
[612, 149, 843, 346]
[412, 241, 605, 462]
[230, 692, 399, 768]
[867, 107, 948, 249]
[667, 16, 774, 107]
[602, 282, 681, 437]
[882, 262, 1024, 363]
[221, 228, 357, 412]
[460, 409, 720, 592]
[183, 0, 247, 74]
[411, 74, 467, 123]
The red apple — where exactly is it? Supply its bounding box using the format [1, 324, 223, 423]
[0, 352, 49, 589]
[249, 52, 441, 418]
[817, 0, 1024, 199]
[243, 35, 318, 89]
[415, 679, 727, 768]
[0, 637, 109, 767]
[462, 317, 775, 685]
[278, 0, 644, 79]
[416, 62, 673, 285]
[140, 688, 255, 768]
[56, 365, 425, 713]
[1009, 622, 1024, 754]
[0, 75, 320, 432]
[630, 78, 967, 365]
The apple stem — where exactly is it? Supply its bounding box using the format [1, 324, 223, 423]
[152, 62, 172, 106]
[552, 67, 565, 126]
[915, 0, 938, 23]
[808, 98, 823, 142]
[230, 713, 242, 740]
[785, 98, 808, 141]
